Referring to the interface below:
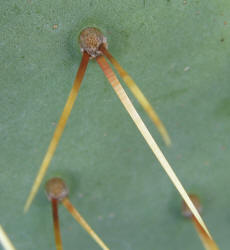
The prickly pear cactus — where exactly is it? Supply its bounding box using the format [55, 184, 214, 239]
[1, 1, 229, 249]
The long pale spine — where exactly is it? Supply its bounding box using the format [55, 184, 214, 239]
[96, 55, 211, 238]
[0, 225, 16, 250]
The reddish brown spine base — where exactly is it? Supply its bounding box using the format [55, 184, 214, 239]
[24, 51, 90, 212]
[51, 199, 63, 250]
[192, 215, 219, 250]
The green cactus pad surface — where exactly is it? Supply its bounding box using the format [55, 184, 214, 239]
[1, 1, 230, 249]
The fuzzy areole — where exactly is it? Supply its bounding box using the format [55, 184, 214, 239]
[79, 27, 107, 58]
[45, 177, 69, 201]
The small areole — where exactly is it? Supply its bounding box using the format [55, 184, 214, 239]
[45, 177, 110, 250]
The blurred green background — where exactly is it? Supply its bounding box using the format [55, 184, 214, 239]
[1, 0, 230, 249]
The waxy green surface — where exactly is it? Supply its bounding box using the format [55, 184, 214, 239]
[1, 1, 230, 249]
